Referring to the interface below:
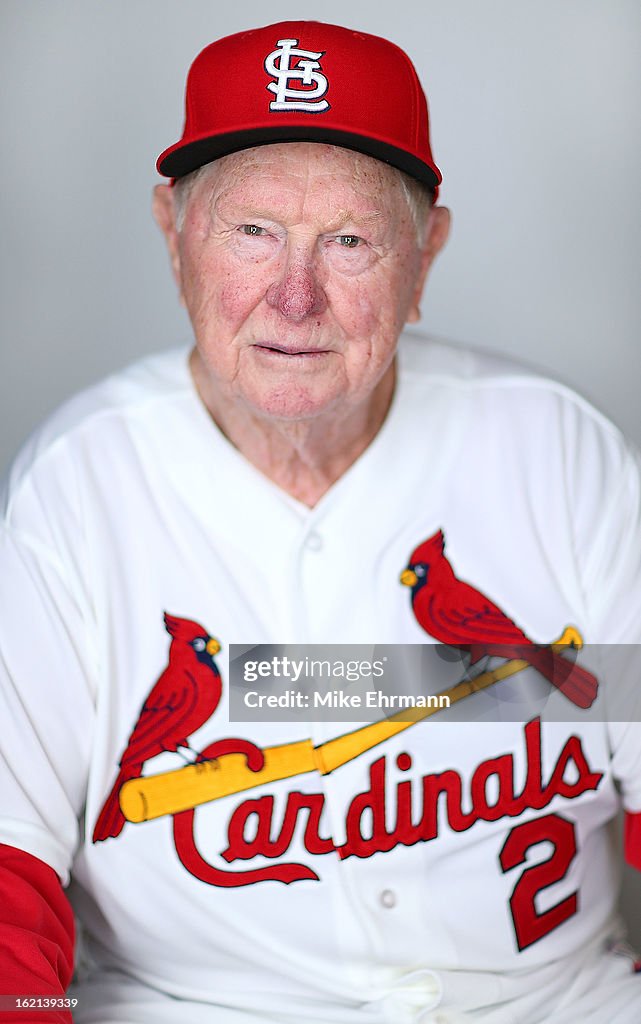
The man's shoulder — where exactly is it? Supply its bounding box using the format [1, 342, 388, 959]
[397, 332, 620, 431]
[399, 331, 570, 388]
[2, 347, 192, 516]
[36, 346, 191, 439]
[396, 333, 640, 519]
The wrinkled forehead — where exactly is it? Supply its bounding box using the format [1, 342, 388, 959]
[192, 141, 409, 215]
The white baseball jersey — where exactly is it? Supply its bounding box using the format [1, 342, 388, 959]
[1, 334, 640, 1024]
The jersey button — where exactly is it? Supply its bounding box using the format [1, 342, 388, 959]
[380, 888, 397, 909]
[305, 531, 323, 551]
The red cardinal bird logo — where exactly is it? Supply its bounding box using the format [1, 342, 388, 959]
[400, 530, 598, 709]
[92, 613, 223, 843]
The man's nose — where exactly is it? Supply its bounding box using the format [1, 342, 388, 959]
[265, 251, 327, 322]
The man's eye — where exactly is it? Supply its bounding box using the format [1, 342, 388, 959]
[239, 224, 265, 236]
[337, 234, 361, 248]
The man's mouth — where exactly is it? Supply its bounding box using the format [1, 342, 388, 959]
[253, 343, 330, 358]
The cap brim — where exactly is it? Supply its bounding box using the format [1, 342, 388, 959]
[157, 126, 441, 192]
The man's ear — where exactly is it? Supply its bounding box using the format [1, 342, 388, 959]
[152, 184, 184, 300]
[406, 206, 451, 324]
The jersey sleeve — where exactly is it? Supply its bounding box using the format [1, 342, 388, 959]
[569, 408, 641, 860]
[0, 446, 98, 995]
[578, 439, 641, 643]
[0, 525, 95, 880]
[592, 449, 641, 832]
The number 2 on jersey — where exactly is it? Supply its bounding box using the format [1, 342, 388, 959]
[499, 813, 578, 951]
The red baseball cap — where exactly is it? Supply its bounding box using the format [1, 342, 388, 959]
[157, 21, 442, 197]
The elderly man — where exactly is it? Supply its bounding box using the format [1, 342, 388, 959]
[0, 19, 640, 1024]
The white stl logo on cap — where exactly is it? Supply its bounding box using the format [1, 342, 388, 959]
[264, 38, 330, 113]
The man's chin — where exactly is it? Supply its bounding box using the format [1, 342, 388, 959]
[247, 386, 342, 423]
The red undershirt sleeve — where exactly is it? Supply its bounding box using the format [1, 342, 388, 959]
[0, 845, 74, 1023]
[624, 811, 641, 872]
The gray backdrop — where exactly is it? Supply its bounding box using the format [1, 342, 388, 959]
[1, 0, 640, 943]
